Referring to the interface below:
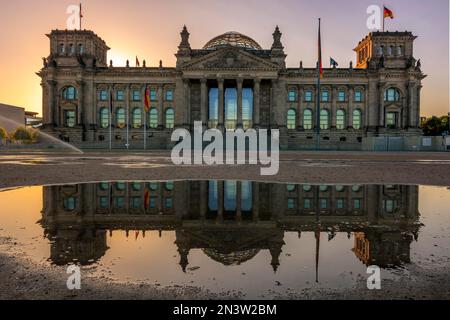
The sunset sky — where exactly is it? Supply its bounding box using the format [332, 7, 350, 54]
[0, 0, 448, 116]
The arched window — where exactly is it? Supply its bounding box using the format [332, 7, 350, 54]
[62, 86, 77, 100]
[132, 108, 142, 128]
[60, 44, 65, 54]
[99, 108, 109, 128]
[397, 45, 403, 56]
[376, 46, 383, 56]
[387, 46, 393, 56]
[78, 44, 84, 54]
[149, 182, 158, 191]
[385, 88, 401, 102]
[336, 110, 346, 130]
[287, 109, 296, 130]
[69, 44, 75, 55]
[320, 109, 329, 130]
[165, 108, 175, 129]
[287, 184, 296, 192]
[303, 109, 313, 130]
[165, 181, 174, 191]
[116, 108, 126, 128]
[149, 108, 158, 129]
[353, 110, 362, 130]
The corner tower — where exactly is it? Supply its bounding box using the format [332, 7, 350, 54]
[354, 31, 417, 69]
[46, 30, 110, 68]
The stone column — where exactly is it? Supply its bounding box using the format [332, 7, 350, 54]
[253, 79, 261, 127]
[364, 86, 370, 130]
[46, 80, 56, 125]
[158, 84, 164, 128]
[200, 79, 208, 127]
[76, 80, 84, 126]
[184, 80, 191, 127]
[252, 182, 260, 222]
[331, 86, 338, 129]
[408, 82, 416, 128]
[237, 78, 243, 128]
[298, 86, 304, 130]
[200, 181, 207, 220]
[379, 84, 385, 128]
[416, 85, 422, 128]
[218, 79, 225, 130]
[348, 86, 354, 128]
[217, 181, 224, 222]
[236, 181, 242, 222]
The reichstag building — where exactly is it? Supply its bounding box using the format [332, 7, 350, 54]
[38, 26, 425, 150]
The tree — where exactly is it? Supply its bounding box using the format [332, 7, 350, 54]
[13, 127, 33, 141]
[422, 115, 449, 136]
[0, 127, 7, 140]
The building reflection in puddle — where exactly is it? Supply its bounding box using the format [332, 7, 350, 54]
[40, 181, 421, 281]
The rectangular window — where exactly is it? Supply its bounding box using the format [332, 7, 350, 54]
[165, 197, 173, 209]
[132, 90, 141, 101]
[115, 197, 125, 209]
[321, 91, 329, 102]
[287, 198, 296, 210]
[336, 199, 345, 209]
[386, 112, 397, 128]
[305, 91, 313, 102]
[99, 90, 108, 101]
[304, 198, 312, 210]
[354, 199, 362, 210]
[338, 91, 346, 102]
[149, 197, 157, 209]
[150, 89, 157, 101]
[165, 90, 173, 101]
[288, 90, 297, 102]
[99, 197, 108, 209]
[64, 111, 76, 128]
[355, 90, 363, 102]
[131, 197, 141, 209]
[116, 90, 125, 101]
[320, 199, 328, 209]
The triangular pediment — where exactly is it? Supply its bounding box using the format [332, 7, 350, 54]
[181, 47, 280, 71]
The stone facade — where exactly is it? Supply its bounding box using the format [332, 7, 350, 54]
[38, 27, 426, 150]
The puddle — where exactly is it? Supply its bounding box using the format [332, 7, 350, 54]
[0, 182, 449, 299]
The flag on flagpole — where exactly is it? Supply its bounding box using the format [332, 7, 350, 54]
[330, 57, 338, 68]
[144, 87, 151, 113]
[136, 56, 140, 67]
[384, 6, 394, 19]
[318, 19, 323, 79]
[144, 188, 150, 210]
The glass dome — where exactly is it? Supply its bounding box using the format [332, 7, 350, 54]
[203, 31, 262, 51]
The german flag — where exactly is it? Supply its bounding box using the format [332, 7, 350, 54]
[144, 87, 151, 113]
[384, 6, 394, 19]
[144, 188, 150, 210]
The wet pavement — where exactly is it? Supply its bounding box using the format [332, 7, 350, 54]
[1, 181, 449, 299]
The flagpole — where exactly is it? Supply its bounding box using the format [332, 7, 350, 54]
[316, 18, 322, 151]
[382, 3, 385, 32]
[126, 95, 130, 150]
[109, 91, 112, 151]
[143, 86, 147, 151]
[79, 3, 82, 30]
